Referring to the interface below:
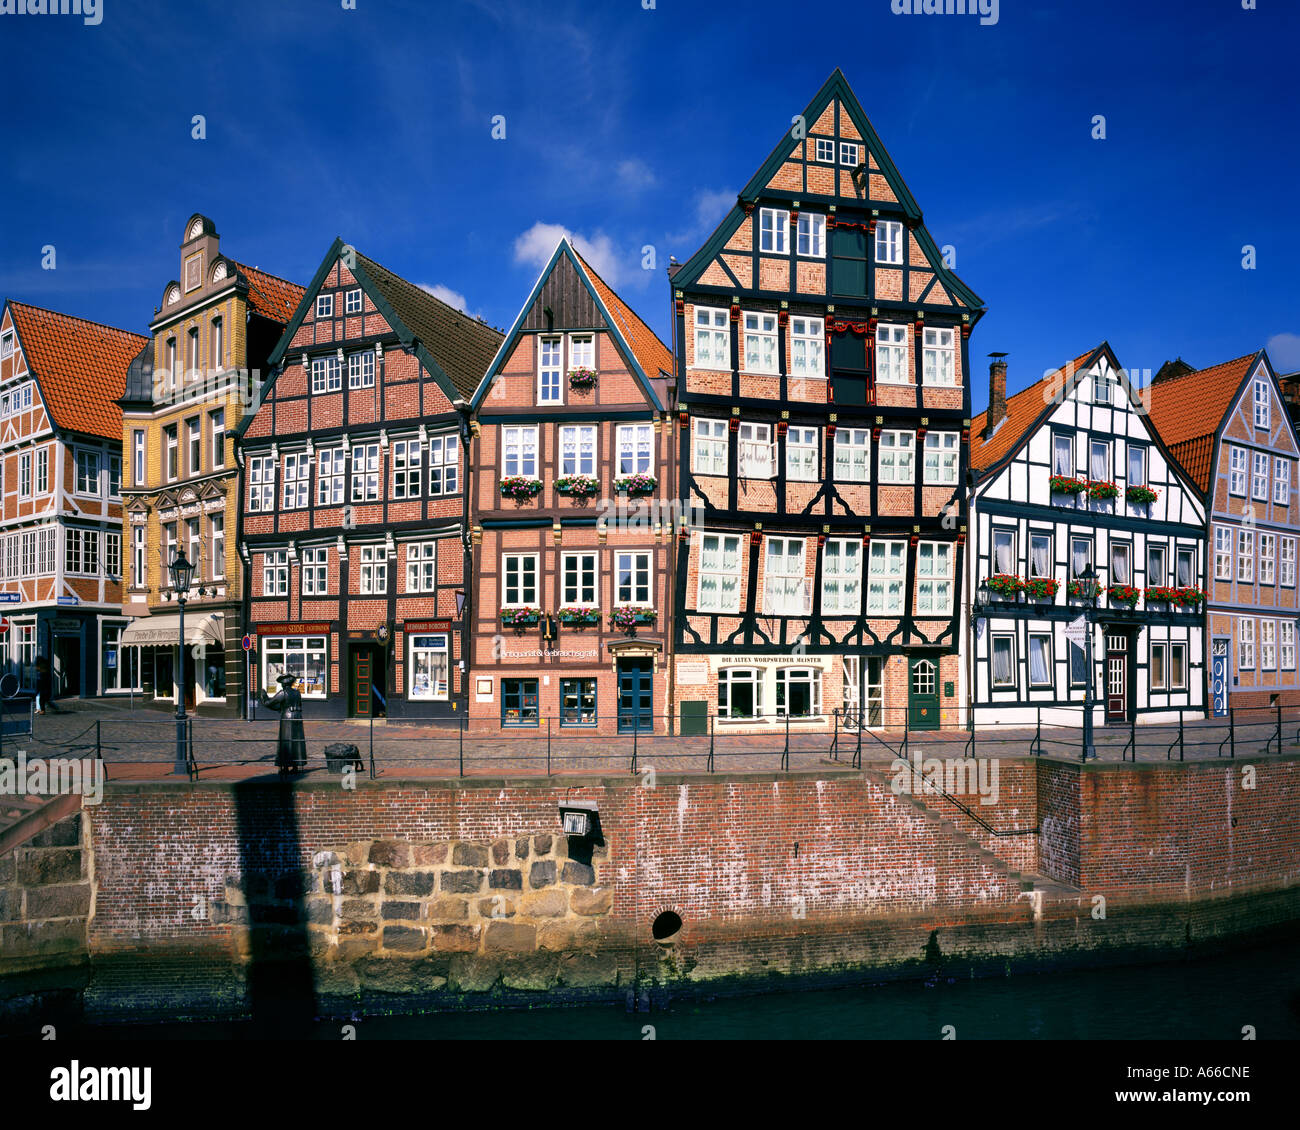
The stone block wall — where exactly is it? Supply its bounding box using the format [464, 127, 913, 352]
[0, 813, 92, 970]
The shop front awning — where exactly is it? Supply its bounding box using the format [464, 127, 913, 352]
[120, 613, 223, 648]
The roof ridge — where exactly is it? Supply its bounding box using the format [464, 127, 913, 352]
[1153, 351, 1259, 394]
[8, 300, 148, 343]
[229, 259, 306, 292]
[356, 250, 497, 331]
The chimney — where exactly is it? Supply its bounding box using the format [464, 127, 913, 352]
[1153, 357, 1196, 385]
[983, 354, 1008, 438]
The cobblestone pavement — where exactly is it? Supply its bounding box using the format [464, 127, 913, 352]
[5, 698, 1295, 781]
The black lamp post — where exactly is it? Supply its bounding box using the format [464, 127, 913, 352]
[1079, 564, 1098, 762]
[169, 551, 194, 775]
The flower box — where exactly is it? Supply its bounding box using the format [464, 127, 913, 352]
[614, 473, 657, 496]
[1023, 577, 1059, 599]
[557, 606, 600, 626]
[1126, 484, 1159, 505]
[500, 606, 542, 626]
[499, 475, 543, 500]
[1177, 585, 1206, 605]
[1087, 480, 1121, 501]
[556, 474, 598, 498]
[1145, 585, 1184, 605]
[609, 607, 656, 631]
[568, 367, 597, 391]
[986, 573, 1025, 597]
[1107, 584, 1141, 607]
[1068, 578, 1102, 600]
[1049, 474, 1088, 495]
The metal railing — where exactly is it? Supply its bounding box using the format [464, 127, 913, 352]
[14, 702, 1300, 778]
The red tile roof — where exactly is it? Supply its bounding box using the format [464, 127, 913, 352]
[7, 302, 148, 441]
[970, 345, 1102, 476]
[572, 251, 673, 380]
[1144, 354, 1259, 490]
[231, 261, 306, 324]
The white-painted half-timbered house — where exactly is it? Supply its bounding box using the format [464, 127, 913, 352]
[967, 344, 1207, 727]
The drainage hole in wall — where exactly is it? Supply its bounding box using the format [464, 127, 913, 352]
[651, 911, 682, 941]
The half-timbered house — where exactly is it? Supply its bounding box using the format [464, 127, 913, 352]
[967, 345, 1207, 727]
[670, 70, 984, 734]
[467, 238, 675, 733]
[1147, 351, 1300, 712]
[0, 302, 146, 699]
[236, 240, 502, 719]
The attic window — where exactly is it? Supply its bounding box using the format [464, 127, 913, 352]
[815, 138, 834, 163]
[345, 288, 363, 315]
[839, 142, 859, 167]
[1, 331, 11, 359]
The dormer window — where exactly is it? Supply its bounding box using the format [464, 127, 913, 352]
[759, 208, 788, 254]
[316, 294, 334, 319]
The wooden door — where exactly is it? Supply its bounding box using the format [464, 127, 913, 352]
[908, 658, 940, 731]
[351, 649, 372, 717]
[1106, 634, 1128, 721]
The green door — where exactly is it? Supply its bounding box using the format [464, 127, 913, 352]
[908, 657, 940, 731]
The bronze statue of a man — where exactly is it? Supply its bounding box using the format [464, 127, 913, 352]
[261, 673, 307, 774]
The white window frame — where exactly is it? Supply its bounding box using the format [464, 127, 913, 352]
[348, 351, 375, 390]
[1214, 525, 1233, 580]
[866, 540, 906, 615]
[878, 430, 915, 484]
[1239, 529, 1254, 584]
[262, 550, 289, 596]
[990, 635, 1017, 688]
[737, 422, 775, 479]
[1253, 451, 1270, 501]
[693, 307, 730, 369]
[786, 426, 819, 482]
[569, 333, 594, 371]
[345, 287, 363, 314]
[763, 537, 810, 616]
[317, 448, 345, 506]
[1027, 634, 1054, 688]
[718, 667, 763, 720]
[282, 451, 311, 510]
[814, 137, 834, 163]
[834, 428, 871, 482]
[916, 541, 954, 615]
[790, 317, 825, 378]
[697, 533, 742, 613]
[1282, 537, 1297, 588]
[615, 551, 651, 607]
[74, 448, 102, 496]
[261, 635, 327, 700]
[616, 423, 654, 475]
[391, 438, 423, 500]
[1229, 446, 1248, 496]
[301, 546, 329, 596]
[1275, 459, 1291, 506]
[1259, 533, 1276, 585]
[923, 431, 959, 485]
[922, 327, 955, 386]
[210, 408, 225, 470]
[503, 425, 538, 478]
[1282, 622, 1296, 671]
[248, 455, 275, 512]
[692, 418, 728, 476]
[408, 633, 450, 701]
[759, 208, 788, 255]
[1172, 643, 1189, 691]
[876, 323, 909, 383]
[133, 430, 145, 486]
[776, 667, 822, 719]
[1239, 618, 1255, 670]
[875, 220, 903, 265]
[821, 538, 862, 616]
[209, 514, 224, 580]
[1261, 619, 1278, 671]
[538, 335, 563, 404]
[316, 294, 333, 319]
[1127, 444, 1147, 487]
[350, 443, 380, 502]
[359, 545, 387, 594]
[406, 541, 439, 593]
[561, 552, 597, 607]
[311, 355, 342, 394]
[429, 434, 459, 496]
[796, 213, 825, 258]
[839, 141, 860, 167]
[503, 552, 538, 606]
[742, 312, 779, 374]
[1254, 379, 1270, 430]
[559, 424, 596, 477]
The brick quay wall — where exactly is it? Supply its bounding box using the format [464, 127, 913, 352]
[2, 756, 1298, 1023]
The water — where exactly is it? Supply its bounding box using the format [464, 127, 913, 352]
[75, 939, 1300, 1040]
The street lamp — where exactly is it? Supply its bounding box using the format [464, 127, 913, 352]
[1078, 563, 1098, 762]
[169, 551, 194, 775]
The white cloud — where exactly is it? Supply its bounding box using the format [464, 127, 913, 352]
[665, 187, 736, 250]
[616, 158, 657, 192]
[512, 222, 627, 287]
[1266, 333, 1300, 373]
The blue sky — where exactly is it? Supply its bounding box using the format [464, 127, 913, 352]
[1, 0, 1297, 412]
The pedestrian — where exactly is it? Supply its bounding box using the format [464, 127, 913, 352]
[260, 672, 307, 775]
[34, 656, 52, 715]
